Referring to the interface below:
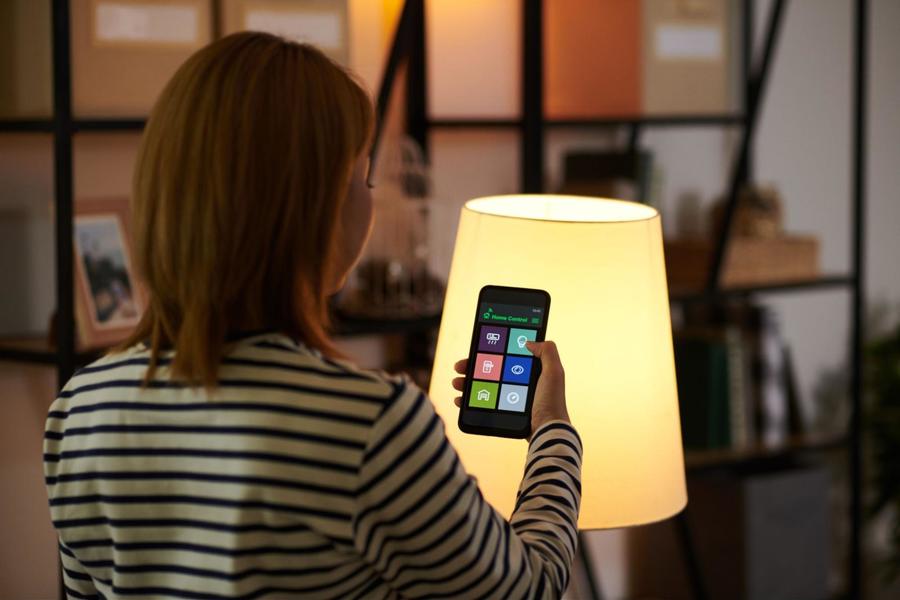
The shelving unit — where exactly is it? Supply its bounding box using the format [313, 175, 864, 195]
[379, 0, 866, 598]
[0, 5, 443, 596]
[0, 0, 435, 373]
[0, 0, 868, 599]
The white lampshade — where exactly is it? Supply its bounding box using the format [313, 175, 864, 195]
[429, 195, 687, 529]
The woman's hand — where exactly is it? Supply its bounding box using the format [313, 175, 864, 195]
[451, 340, 569, 438]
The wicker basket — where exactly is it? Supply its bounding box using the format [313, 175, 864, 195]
[665, 236, 820, 292]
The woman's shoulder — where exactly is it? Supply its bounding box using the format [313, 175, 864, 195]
[228, 332, 419, 401]
[51, 332, 424, 411]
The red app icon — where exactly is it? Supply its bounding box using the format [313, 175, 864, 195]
[474, 353, 503, 381]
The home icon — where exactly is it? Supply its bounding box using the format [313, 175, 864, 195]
[477, 389, 490, 401]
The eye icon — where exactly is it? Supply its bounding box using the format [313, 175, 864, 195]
[510, 365, 525, 375]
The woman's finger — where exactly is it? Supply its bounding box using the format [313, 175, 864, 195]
[453, 359, 468, 374]
[454, 396, 462, 407]
[452, 376, 465, 391]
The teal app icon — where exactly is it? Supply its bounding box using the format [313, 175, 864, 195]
[507, 328, 536, 355]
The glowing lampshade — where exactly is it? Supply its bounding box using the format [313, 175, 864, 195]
[429, 195, 687, 529]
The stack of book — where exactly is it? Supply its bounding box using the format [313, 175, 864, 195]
[674, 302, 802, 451]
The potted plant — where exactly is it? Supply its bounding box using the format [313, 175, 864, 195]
[867, 316, 900, 582]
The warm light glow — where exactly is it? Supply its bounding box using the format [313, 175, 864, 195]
[429, 194, 687, 530]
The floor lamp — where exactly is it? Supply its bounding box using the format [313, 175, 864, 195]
[429, 194, 688, 598]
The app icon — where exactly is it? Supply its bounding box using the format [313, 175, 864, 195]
[507, 328, 537, 355]
[478, 325, 508, 352]
[474, 353, 503, 381]
[502, 355, 532, 384]
[498, 384, 528, 412]
[469, 381, 499, 409]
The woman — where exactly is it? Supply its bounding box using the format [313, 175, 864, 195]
[45, 32, 582, 599]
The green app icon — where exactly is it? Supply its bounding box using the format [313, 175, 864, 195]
[469, 381, 498, 409]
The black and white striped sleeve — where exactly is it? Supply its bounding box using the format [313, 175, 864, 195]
[352, 381, 583, 599]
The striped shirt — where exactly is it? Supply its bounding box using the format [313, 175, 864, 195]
[44, 332, 583, 599]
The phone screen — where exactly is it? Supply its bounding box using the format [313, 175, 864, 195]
[459, 285, 550, 439]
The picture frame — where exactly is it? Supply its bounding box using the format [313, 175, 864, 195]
[73, 197, 145, 349]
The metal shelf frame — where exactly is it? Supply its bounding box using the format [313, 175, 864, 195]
[376, 1, 868, 598]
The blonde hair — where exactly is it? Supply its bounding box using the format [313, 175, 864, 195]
[121, 32, 374, 387]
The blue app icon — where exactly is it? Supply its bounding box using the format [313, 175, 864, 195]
[502, 355, 532, 384]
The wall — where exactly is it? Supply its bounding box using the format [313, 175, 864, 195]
[0, 364, 59, 598]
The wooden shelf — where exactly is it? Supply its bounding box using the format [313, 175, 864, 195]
[0, 336, 58, 365]
[333, 314, 441, 337]
[427, 118, 522, 129]
[685, 432, 847, 472]
[547, 114, 746, 127]
[0, 314, 443, 367]
[670, 275, 854, 304]
[2, 114, 743, 133]
[0, 335, 103, 366]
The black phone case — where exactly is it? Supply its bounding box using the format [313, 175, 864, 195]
[458, 285, 550, 439]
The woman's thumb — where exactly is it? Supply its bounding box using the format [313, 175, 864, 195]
[525, 340, 562, 374]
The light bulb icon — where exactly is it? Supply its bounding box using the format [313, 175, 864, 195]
[517, 335, 528, 348]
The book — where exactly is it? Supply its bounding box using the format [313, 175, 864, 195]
[559, 150, 655, 204]
[673, 331, 731, 449]
[682, 301, 796, 446]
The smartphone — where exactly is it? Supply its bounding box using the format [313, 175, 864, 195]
[459, 285, 551, 439]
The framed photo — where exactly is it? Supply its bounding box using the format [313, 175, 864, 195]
[73, 197, 145, 349]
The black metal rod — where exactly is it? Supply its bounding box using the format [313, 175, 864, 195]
[0, 347, 59, 365]
[0, 119, 55, 132]
[628, 124, 641, 156]
[72, 118, 146, 132]
[521, 0, 544, 193]
[742, 0, 755, 182]
[577, 531, 604, 600]
[706, 0, 787, 290]
[51, 0, 75, 393]
[51, 4, 75, 598]
[428, 118, 523, 129]
[405, 0, 428, 158]
[675, 510, 710, 600]
[849, 1, 868, 597]
[369, 0, 414, 174]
